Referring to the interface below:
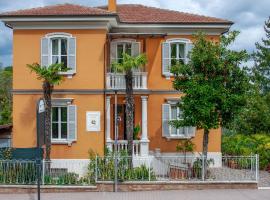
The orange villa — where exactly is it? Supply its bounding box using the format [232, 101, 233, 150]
[0, 1, 232, 165]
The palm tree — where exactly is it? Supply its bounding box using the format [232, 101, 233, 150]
[27, 63, 68, 160]
[112, 53, 147, 156]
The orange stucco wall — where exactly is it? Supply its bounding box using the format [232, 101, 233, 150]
[13, 29, 107, 158]
[148, 94, 221, 153]
[13, 29, 107, 90]
[12, 28, 222, 158]
[13, 94, 105, 158]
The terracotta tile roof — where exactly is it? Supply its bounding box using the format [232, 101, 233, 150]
[0, 3, 115, 16]
[0, 3, 232, 24]
[114, 4, 232, 24]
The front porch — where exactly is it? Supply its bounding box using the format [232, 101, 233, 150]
[105, 95, 149, 156]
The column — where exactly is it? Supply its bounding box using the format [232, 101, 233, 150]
[140, 96, 149, 156]
[106, 96, 112, 151]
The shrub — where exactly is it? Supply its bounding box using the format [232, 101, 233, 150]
[87, 149, 156, 182]
[222, 133, 270, 169]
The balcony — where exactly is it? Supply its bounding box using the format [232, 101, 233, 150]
[106, 72, 148, 90]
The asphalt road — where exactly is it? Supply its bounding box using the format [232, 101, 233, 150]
[0, 189, 269, 200]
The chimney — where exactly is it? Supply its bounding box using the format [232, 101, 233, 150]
[108, 0, 117, 12]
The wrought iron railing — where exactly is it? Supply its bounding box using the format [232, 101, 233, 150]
[0, 155, 259, 185]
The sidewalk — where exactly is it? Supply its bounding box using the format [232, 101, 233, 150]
[0, 189, 270, 200]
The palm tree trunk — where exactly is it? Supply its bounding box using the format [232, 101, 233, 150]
[202, 129, 209, 179]
[43, 81, 53, 161]
[125, 69, 134, 157]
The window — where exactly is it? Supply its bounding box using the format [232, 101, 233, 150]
[170, 42, 185, 66]
[117, 42, 132, 63]
[50, 99, 77, 144]
[162, 102, 195, 139]
[110, 40, 140, 72]
[41, 33, 76, 76]
[52, 107, 68, 140]
[170, 105, 184, 136]
[51, 38, 68, 68]
[162, 39, 193, 77]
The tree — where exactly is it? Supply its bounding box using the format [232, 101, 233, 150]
[0, 67, 12, 125]
[228, 90, 270, 135]
[252, 17, 270, 94]
[27, 63, 68, 160]
[228, 17, 270, 134]
[171, 32, 249, 170]
[112, 53, 147, 156]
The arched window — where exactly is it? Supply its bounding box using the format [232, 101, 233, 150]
[109, 39, 140, 72]
[41, 33, 76, 76]
[162, 38, 193, 78]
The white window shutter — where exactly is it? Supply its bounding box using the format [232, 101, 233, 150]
[68, 105, 77, 142]
[162, 42, 170, 76]
[41, 37, 49, 67]
[131, 42, 140, 57]
[185, 42, 194, 64]
[67, 37, 76, 74]
[162, 104, 171, 137]
[110, 41, 117, 66]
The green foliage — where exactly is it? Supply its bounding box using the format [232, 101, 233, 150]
[222, 133, 270, 169]
[171, 31, 249, 131]
[111, 53, 147, 73]
[87, 150, 156, 183]
[0, 161, 37, 184]
[27, 63, 69, 85]
[192, 157, 214, 179]
[252, 17, 270, 94]
[0, 148, 12, 160]
[176, 139, 195, 153]
[133, 124, 141, 140]
[228, 91, 270, 134]
[0, 67, 12, 125]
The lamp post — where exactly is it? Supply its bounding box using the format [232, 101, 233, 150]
[36, 98, 45, 200]
[114, 90, 118, 192]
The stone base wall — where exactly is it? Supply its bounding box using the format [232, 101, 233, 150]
[0, 182, 257, 193]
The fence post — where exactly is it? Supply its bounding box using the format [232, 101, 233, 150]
[255, 154, 259, 182]
[148, 158, 151, 182]
[42, 160, 45, 185]
[202, 155, 205, 181]
[95, 155, 98, 183]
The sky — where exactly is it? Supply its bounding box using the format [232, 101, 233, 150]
[0, 0, 269, 67]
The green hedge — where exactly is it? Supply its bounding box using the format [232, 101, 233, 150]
[222, 134, 270, 169]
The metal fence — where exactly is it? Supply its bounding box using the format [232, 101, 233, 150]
[0, 155, 259, 185]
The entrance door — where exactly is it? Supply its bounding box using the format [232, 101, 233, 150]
[113, 104, 136, 140]
[113, 104, 126, 140]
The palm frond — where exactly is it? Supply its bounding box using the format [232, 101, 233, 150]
[27, 63, 70, 85]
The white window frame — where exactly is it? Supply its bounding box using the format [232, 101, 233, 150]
[110, 39, 140, 72]
[116, 42, 132, 62]
[51, 98, 74, 144]
[164, 38, 191, 78]
[51, 106, 68, 142]
[51, 38, 68, 68]
[170, 104, 184, 137]
[44, 33, 75, 77]
[166, 98, 190, 139]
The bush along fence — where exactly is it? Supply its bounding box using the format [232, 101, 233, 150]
[0, 154, 259, 186]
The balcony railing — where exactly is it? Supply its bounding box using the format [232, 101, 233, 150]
[106, 72, 147, 90]
[111, 140, 140, 156]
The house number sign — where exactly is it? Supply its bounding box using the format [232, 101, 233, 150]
[86, 111, 101, 132]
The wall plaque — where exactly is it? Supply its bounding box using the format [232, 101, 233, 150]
[86, 111, 101, 132]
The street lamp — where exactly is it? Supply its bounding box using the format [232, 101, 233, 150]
[114, 89, 118, 192]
